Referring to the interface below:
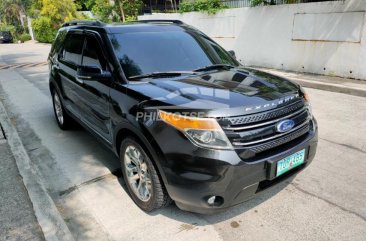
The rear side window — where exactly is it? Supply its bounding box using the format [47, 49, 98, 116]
[62, 34, 84, 65]
[82, 35, 106, 70]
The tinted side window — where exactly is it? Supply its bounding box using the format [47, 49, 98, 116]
[62, 34, 84, 65]
[51, 29, 67, 56]
[82, 35, 106, 70]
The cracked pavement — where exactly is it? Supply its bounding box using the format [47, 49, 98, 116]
[0, 42, 365, 241]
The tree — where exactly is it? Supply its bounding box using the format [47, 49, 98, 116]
[115, 0, 126, 22]
[38, 0, 80, 24]
[31, 0, 83, 43]
[90, 0, 114, 22]
[31, 16, 55, 42]
[85, 0, 142, 23]
[0, 0, 26, 26]
[119, 0, 142, 21]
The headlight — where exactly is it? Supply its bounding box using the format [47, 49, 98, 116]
[300, 87, 312, 117]
[158, 110, 233, 150]
[300, 87, 310, 102]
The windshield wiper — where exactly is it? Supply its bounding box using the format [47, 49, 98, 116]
[129, 71, 194, 80]
[193, 64, 235, 72]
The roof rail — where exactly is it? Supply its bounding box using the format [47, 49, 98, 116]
[62, 20, 105, 27]
[134, 20, 184, 25]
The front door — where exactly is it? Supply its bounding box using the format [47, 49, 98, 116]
[77, 33, 112, 143]
[58, 32, 85, 119]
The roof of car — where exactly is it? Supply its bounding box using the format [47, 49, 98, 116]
[61, 20, 192, 34]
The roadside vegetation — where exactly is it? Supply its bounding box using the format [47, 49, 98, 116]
[0, 0, 142, 43]
[0, 0, 31, 42]
[0, 0, 306, 43]
[179, 0, 227, 14]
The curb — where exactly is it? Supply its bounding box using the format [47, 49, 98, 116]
[0, 100, 75, 241]
[252, 68, 366, 98]
[287, 77, 366, 98]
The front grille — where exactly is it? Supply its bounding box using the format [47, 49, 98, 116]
[247, 123, 310, 153]
[226, 100, 304, 126]
[220, 99, 312, 158]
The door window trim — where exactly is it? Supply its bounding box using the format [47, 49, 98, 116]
[58, 30, 85, 67]
[82, 31, 109, 71]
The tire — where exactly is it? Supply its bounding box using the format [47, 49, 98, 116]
[120, 137, 171, 212]
[51, 88, 74, 130]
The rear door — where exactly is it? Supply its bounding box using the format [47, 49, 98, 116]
[58, 31, 85, 119]
[76, 33, 112, 143]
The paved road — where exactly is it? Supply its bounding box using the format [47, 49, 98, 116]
[1, 42, 366, 241]
[0, 120, 44, 240]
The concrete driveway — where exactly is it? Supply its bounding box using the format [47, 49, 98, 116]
[0, 42, 365, 241]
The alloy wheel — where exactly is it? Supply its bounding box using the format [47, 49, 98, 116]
[53, 92, 64, 125]
[124, 145, 152, 202]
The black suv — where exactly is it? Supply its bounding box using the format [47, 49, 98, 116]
[49, 20, 318, 214]
[0, 31, 13, 43]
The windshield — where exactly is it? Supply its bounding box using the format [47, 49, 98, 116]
[109, 30, 239, 79]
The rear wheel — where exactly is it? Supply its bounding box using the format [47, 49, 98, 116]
[52, 89, 73, 130]
[120, 137, 171, 212]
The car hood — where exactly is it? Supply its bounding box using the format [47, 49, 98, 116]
[126, 68, 302, 117]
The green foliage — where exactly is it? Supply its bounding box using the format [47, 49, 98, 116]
[31, 0, 85, 43]
[250, 0, 264, 6]
[0, 22, 27, 42]
[179, 1, 195, 12]
[179, 0, 227, 14]
[1, 0, 144, 44]
[0, 0, 25, 26]
[125, 15, 137, 22]
[0, 23, 17, 39]
[90, 0, 114, 22]
[120, 0, 142, 20]
[39, 0, 81, 23]
[31, 16, 56, 43]
[19, 33, 32, 42]
[86, 0, 142, 23]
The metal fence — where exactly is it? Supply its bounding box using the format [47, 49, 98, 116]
[141, 0, 345, 13]
[221, 0, 345, 9]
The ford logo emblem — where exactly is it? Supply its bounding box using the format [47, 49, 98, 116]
[276, 119, 295, 133]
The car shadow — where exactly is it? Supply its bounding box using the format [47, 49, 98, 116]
[116, 169, 295, 225]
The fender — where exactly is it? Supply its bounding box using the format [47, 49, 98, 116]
[113, 120, 169, 186]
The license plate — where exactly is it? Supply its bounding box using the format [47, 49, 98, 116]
[276, 149, 305, 177]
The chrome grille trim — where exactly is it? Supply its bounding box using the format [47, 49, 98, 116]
[226, 100, 304, 126]
[223, 107, 308, 131]
[232, 119, 310, 146]
[247, 124, 310, 153]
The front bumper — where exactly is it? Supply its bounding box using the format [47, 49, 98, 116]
[151, 117, 318, 214]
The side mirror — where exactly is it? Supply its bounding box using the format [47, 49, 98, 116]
[77, 66, 112, 81]
[228, 50, 236, 59]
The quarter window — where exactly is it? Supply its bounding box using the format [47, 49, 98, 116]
[82, 35, 106, 70]
[62, 34, 84, 65]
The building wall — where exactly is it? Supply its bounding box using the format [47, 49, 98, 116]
[138, 0, 366, 80]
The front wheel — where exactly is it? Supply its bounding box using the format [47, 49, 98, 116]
[120, 137, 171, 212]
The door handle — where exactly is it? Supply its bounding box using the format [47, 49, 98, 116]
[77, 75, 92, 80]
[75, 76, 85, 84]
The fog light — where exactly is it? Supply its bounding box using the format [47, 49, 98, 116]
[207, 196, 216, 205]
[206, 196, 224, 206]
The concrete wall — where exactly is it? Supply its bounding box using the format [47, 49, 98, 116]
[138, 0, 366, 80]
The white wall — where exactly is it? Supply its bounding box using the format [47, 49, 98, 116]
[139, 0, 366, 80]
